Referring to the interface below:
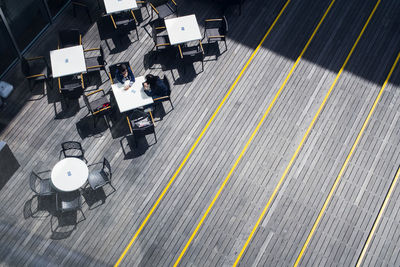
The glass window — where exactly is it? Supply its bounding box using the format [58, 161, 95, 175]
[1, 0, 49, 51]
[46, 0, 70, 17]
[0, 16, 18, 75]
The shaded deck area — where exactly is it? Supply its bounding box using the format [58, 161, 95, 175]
[0, 0, 400, 266]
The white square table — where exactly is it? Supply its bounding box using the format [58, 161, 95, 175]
[103, 0, 138, 14]
[50, 45, 86, 78]
[165, 14, 202, 45]
[112, 76, 154, 113]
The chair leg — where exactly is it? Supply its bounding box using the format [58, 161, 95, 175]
[136, 27, 139, 41]
[169, 99, 174, 109]
[153, 131, 157, 144]
[79, 208, 86, 221]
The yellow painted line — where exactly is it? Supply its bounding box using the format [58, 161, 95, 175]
[174, 0, 338, 265]
[356, 163, 400, 267]
[114, 0, 292, 265]
[294, 3, 392, 266]
[234, 1, 383, 266]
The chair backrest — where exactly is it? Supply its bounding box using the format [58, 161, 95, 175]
[21, 57, 31, 77]
[102, 157, 112, 180]
[222, 16, 228, 33]
[58, 29, 80, 48]
[162, 76, 171, 95]
[82, 94, 92, 113]
[57, 191, 81, 212]
[61, 141, 84, 158]
[29, 171, 40, 194]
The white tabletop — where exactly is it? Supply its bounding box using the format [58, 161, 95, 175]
[50, 45, 86, 78]
[165, 14, 202, 45]
[112, 76, 154, 113]
[104, 0, 138, 14]
[51, 158, 89, 192]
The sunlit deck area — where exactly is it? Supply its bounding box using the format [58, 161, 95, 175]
[0, 0, 400, 266]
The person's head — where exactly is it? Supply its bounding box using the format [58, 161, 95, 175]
[119, 64, 129, 78]
[145, 74, 158, 85]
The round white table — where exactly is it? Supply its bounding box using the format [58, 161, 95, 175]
[51, 158, 89, 192]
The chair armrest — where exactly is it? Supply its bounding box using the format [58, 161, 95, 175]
[93, 105, 111, 115]
[178, 45, 183, 58]
[137, 1, 146, 3]
[149, 3, 159, 14]
[205, 18, 223, 22]
[126, 116, 133, 134]
[26, 73, 45, 79]
[171, 0, 177, 6]
[199, 41, 204, 54]
[110, 15, 117, 29]
[26, 56, 45, 61]
[72, 1, 88, 7]
[153, 96, 170, 101]
[84, 48, 100, 52]
[86, 88, 105, 96]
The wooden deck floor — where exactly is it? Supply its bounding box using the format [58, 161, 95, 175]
[0, 0, 399, 266]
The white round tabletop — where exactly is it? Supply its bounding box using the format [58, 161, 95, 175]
[51, 158, 89, 192]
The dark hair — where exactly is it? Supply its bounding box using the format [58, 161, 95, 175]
[145, 74, 159, 85]
[119, 64, 128, 73]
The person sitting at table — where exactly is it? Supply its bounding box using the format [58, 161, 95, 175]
[115, 64, 135, 89]
[143, 74, 169, 99]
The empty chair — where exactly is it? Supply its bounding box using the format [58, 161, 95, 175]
[58, 75, 84, 103]
[203, 16, 228, 52]
[56, 191, 85, 219]
[153, 75, 173, 110]
[126, 110, 157, 145]
[137, 0, 150, 20]
[149, 0, 177, 19]
[84, 46, 108, 78]
[151, 23, 170, 54]
[61, 141, 86, 161]
[58, 29, 82, 48]
[178, 42, 204, 73]
[87, 157, 115, 191]
[82, 89, 112, 128]
[29, 171, 55, 196]
[21, 56, 52, 91]
[110, 11, 139, 41]
[72, 1, 93, 22]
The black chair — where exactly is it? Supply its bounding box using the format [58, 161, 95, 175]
[56, 191, 85, 220]
[204, 16, 228, 52]
[149, 0, 177, 19]
[72, 1, 93, 22]
[178, 42, 204, 73]
[127, 110, 157, 145]
[83, 89, 112, 128]
[153, 75, 173, 110]
[87, 157, 115, 191]
[84, 46, 108, 79]
[108, 62, 134, 84]
[151, 23, 170, 55]
[29, 171, 56, 196]
[21, 56, 52, 91]
[110, 11, 139, 41]
[137, 0, 150, 21]
[61, 141, 86, 161]
[58, 29, 82, 48]
[58, 75, 84, 104]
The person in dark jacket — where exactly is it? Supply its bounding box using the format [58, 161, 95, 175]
[115, 64, 135, 89]
[143, 74, 169, 99]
